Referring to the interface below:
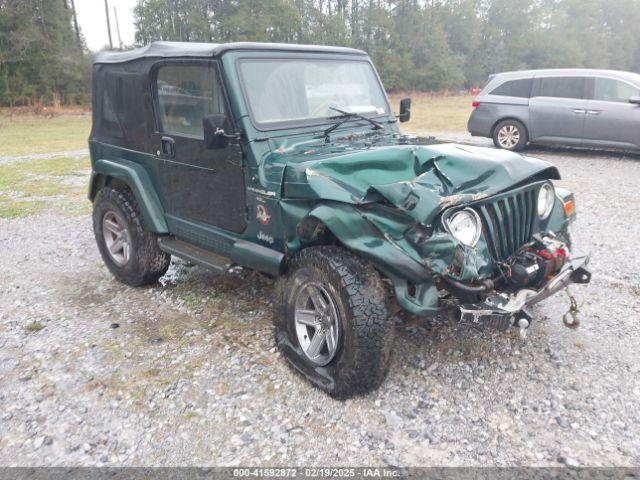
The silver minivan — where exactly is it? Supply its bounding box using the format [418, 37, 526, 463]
[468, 68, 640, 151]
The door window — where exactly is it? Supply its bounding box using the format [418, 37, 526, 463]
[155, 64, 225, 138]
[592, 77, 640, 103]
[536, 77, 586, 99]
[489, 78, 533, 98]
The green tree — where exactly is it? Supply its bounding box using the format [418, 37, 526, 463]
[0, 0, 90, 106]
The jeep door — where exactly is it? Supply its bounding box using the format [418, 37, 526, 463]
[529, 76, 589, 145]
[582, 76, 640, 150]
[152, 61, 247, 235]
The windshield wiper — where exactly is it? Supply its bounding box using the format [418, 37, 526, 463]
[322, 106, 385, 138]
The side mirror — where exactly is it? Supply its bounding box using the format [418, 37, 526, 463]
[398, 97, 411, 123]
[629, 96, 640, 105]
[203, 113, 233, 149]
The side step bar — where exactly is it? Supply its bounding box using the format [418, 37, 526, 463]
[158, 237, 232, 274]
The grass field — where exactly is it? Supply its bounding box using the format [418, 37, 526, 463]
[0, 112, 91, 157]
[0, 111, 92, 218]
[388, 92, 474, 134]
[0, 156, 90, 218]
[0, 95, 471, 218]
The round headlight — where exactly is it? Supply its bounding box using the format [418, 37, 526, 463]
[537, 183, 555, 220]
[447, 208, 481, 247]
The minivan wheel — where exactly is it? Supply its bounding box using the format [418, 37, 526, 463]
[273, 246, 395, 399]
[493, 119, 528, 151]
[93, 186, 170, 286]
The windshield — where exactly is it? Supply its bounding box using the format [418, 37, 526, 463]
[238, 58, 390, 128]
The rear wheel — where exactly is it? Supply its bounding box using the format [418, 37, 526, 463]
[93, 186, 170, 286]
[273, 246, 395, 398]
[493, 119, 528, 151]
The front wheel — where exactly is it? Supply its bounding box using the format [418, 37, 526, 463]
[273, 246, 395, 399]
[493, 119, 528, 151]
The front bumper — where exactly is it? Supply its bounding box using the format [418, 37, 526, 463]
[458, 254, 591, 330]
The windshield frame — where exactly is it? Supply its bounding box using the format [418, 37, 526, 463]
[235, 55, 393, 132]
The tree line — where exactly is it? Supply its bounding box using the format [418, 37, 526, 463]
[134, 0, 640, 91]
[0, 0, 90, 107]
[2, 0, 640, 107]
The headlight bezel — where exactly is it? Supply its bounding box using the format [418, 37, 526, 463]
[537, 183, 555, 220]
[445, 207, 482, 247]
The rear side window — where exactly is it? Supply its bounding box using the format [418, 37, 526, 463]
[592, 77, 640, 103]
[489, 78, 533, 98]
[536, 77, 586, 99]
[93, 66, 148, 150]
[155, 64, 225, 138]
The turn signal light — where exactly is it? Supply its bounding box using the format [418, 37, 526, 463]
[563, 199, 575, 217]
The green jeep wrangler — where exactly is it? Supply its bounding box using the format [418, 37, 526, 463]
[89, 41, 590, 398]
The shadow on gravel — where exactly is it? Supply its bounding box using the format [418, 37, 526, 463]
[394, 312, 526, 363]
[55, 245, 557, 403]
[152, 261, 535, 373]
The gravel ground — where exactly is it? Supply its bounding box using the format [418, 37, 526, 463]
[1, 145, 639, 467]
[0, 149, 89, 166]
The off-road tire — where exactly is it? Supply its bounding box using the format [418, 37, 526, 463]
[273, 246, 394, 399]
[93, 186, 170, 286]
[492, 119, 528, 151]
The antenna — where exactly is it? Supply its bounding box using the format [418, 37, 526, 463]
[104, 0, 113, 49]
[113, 6, 123, 49]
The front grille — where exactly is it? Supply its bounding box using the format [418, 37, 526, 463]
[473, 187, 538, 261]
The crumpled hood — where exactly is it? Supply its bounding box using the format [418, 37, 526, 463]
[283, 142, 559, 226]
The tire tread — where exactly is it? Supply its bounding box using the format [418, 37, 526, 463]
[273, 246, 394, 398]
[93, 186, 170, 286]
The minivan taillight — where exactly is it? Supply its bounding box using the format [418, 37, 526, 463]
[472, 100, 480, 108]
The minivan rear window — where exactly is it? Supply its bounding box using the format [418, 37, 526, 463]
[536, 77, 586, 99]
[489, 78, 533, 98]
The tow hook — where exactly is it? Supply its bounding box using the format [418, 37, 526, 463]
[562, 287, 580, 329]
[515, 308, 532, 340]
[517, 317, 530, 340]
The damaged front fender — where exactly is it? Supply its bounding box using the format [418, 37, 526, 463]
[418, 231, 494, 282]
[305, 202, 430, 284]
[287, 200, 500, 315]
[300, 202, 449, 315]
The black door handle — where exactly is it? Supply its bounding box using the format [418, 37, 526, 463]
[161, 136, 175, 158]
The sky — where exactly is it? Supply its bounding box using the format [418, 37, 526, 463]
[74, 0, 138, 52]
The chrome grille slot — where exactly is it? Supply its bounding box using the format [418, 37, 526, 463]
[474, 187, 537, 261]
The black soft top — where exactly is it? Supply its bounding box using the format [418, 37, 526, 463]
[93, 41, 366, 64]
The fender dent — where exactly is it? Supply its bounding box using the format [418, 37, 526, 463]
[419, 231, 494, 282]
[306, 203, 430, 284]
[307, 202, 442, 315]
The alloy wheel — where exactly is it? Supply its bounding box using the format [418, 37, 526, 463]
[102, 210, 131, 266]
[294, 283, 341, 366]
[497, 124, 520, 149]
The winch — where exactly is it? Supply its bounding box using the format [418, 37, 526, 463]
[504, 235, 569, 290]
[457, 235, 590, 337]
